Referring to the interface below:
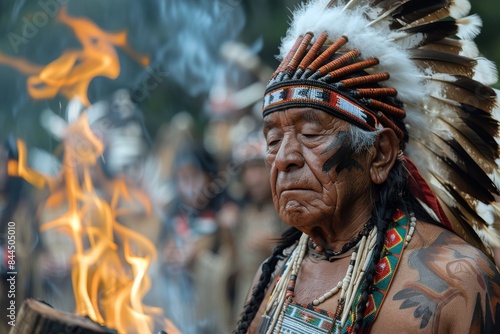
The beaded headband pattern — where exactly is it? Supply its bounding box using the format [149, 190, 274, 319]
[263, 80, 382, 132]
[263, 32, 404, 137]
[263, 0, 500, 255]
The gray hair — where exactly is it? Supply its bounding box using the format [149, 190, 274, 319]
[348, 124, 379, 153]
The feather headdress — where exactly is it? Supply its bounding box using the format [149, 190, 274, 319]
[262, 0, 500, 257]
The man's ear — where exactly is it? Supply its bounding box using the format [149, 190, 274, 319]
[370, 128, 399, 185]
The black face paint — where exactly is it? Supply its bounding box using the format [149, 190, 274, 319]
[322, 131, 363, 173]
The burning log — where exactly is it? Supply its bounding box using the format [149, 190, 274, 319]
[9, 299, 117, 334]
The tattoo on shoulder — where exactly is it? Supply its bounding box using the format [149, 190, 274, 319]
[392, 232, 500, 332]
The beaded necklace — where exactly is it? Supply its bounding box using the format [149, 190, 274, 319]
[257, 212, 416, 334]
[308, 221, 374, 262]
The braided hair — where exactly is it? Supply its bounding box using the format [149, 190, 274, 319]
[233, 146, 436, 334]
[234, 227, 301, 334]
[352, 158, 437, 333]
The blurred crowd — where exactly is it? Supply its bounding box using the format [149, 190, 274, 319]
[1, 87, 500, 334]
[0, 84, 286, 333]
[2, 38, 498, 333]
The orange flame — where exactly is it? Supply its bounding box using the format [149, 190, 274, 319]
[0, 6, 150, 106]
[5, 7, 178, 334]
[10, 115, 179, 333]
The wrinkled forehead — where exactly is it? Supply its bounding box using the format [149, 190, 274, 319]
[263, 108, 349, 134]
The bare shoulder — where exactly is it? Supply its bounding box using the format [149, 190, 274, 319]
[406, 220, 498, 273]
[379, 220, 500, 333]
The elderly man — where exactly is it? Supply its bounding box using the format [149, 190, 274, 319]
[235, 1, 500, 333]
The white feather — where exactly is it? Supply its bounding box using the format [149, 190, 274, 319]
[456, 14, 482, 40]
[492, 89, 500, 120]
[473, 57, 499, 86]
[416, 198, 441, 222]
[476, 201, 500, 247]
[422, 79, 457, 105]
[477, 229, 500, 248]
[279, 0, 426, 104]
[459, 40, 479, 58]
[476, 201, 495, 226]
[390, 32, 426, 49]
[489, 168, 500, 190]
[449, 0, 472, 19]
[365, 5, 399, 27]
[341, 0, 362, 13]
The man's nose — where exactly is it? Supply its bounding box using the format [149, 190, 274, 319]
[274, 134, 304, 172]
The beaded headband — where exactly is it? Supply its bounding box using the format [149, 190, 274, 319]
[262, 33, 406, 139]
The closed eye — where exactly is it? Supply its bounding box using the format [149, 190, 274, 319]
[302, 134, 322, 140]
[267, 139, 280, 147]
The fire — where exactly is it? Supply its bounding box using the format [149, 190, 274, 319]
[0, 6, 150, 106]
[10, 114, 178, 333]
[5, 6, 179, 334]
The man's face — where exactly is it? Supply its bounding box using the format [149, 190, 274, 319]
[263, 108, 374, 231]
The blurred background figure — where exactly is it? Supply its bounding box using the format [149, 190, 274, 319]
[230, 132, 286, 318]
[90, 89, 151, 180]
[157, 138, 237, 333]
